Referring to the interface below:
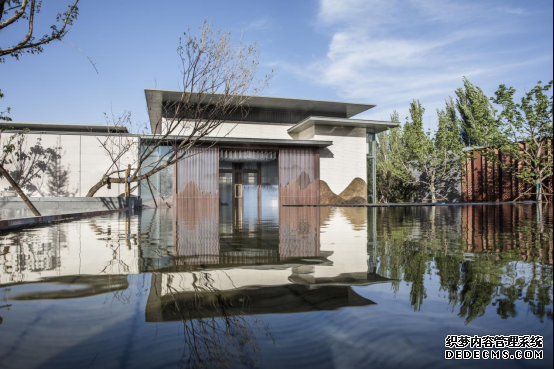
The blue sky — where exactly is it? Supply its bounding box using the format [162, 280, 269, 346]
[1, 0, 552, 131]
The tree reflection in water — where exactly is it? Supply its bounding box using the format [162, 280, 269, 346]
[149, 271, 272, 369]
[371, 204, 553, 324]
[0, 203, 551, 368]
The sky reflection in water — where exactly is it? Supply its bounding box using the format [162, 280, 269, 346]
[0, 204, 552, 369]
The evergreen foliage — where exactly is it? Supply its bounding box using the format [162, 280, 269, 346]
[491, 80, 553, 202]
[388, 100, 463, 203]
[376, 77, 552, 203]
[376, 111, 417, 203]
[455, 77, 500, 147]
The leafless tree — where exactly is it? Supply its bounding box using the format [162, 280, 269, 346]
[1, 0, 81, 216]
[0, 0, 80, 61]
[163, 270, 273, 369]
[86, 20, 272, 197]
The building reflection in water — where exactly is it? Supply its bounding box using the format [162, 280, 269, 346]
[279, 206, 320, 259]
[0, 204, 551, 318]
[156, 201, 385, 321]
[0, 204, 552, 368]
[173, 198, 220, 265]
[152, 203, 382, 369]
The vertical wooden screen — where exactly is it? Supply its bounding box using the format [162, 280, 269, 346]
[279, 148, 320, 205]
[175, 146, 219, 199]
[461, 142, 552, 202]
[279, 206, 320, 258]
[173, 146, 220, 263]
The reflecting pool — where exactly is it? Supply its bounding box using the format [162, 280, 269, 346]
[0, 204, 552, 369]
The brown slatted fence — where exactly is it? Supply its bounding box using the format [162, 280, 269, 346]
[462, 141, 552, 202]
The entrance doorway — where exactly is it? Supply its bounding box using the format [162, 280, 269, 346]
[219, 163, 262, 225]
[218, 150, 279, 252]
[218, 149, 279, 249]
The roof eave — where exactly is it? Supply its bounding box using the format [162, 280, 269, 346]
[144, 89, 377, 131]
[287, 116, 399, 134]
[1, 121, 129, 134]
[139, 135, 333, 148]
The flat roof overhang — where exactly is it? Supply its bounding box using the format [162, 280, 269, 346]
[145, 89, 376, 133]
[139, 135, 333, 148]
[1, 121, 129, 134]
[145, 284, 375, 322]
[288, 116, 399, 135]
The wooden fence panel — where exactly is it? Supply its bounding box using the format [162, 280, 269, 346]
[462, 141, 553, 202]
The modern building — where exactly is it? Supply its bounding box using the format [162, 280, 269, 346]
[1, 90, 397, 216]
[142, 90, 397, 213]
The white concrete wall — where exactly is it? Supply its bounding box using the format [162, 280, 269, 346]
[314, 125, 367, 195]
[297, 125, 315, 140]
[0, 132, 138, 197]
[0, 122, 368, 200]
[162, 118, 295, 140]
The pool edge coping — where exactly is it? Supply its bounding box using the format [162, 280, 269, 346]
[283, 201, 538, 208]
[0, 208, 129, 232]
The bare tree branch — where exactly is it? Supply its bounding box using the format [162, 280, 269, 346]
[0, 0, 80, 60]
[86, 20, 272, 197]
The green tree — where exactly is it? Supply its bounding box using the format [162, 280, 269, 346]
[492, 80, 553, 203]
[376, 111, 416, 203]
[393, 100, 463, 203]
[455, 77, 500, 147]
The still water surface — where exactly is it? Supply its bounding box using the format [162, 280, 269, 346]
[0, 204, 552, 369]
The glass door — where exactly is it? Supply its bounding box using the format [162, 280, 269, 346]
[220, 163, 261, 234]
[242, 172, 259, 224]
[219, 173, 233, 229]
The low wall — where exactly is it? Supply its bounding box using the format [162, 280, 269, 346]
[0, 209, 131, 231]
[0, 197, 142, 219]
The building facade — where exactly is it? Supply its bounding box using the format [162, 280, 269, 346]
[142, 90, 397, 214]
[1, 91, 397, 215]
